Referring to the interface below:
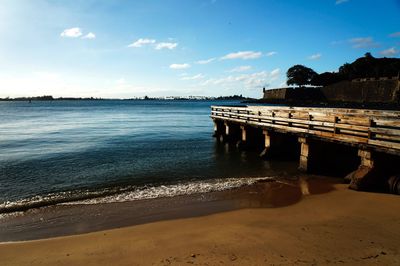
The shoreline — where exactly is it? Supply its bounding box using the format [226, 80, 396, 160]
[1, 181, 399, 265]
[0, 176, 320, 242]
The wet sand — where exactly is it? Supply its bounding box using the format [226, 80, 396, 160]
[0, 177, 314, 242]
[1, 178, 400, 265]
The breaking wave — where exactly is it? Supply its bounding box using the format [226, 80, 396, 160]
[0, 177, 273, 214]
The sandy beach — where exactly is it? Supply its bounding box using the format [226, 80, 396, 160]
[1, 181, 399, 265]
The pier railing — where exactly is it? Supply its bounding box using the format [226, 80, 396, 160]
[211, 106, 400, 154]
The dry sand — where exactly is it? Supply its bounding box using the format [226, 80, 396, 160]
[1, 183, 399, 265]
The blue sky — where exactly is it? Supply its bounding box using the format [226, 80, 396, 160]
[0, 0, 399, 98]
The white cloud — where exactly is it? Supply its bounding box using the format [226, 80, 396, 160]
[82, 32, 96, 39]
[128, 38, 156, 48]
[201, 69, 280, 89]
[181, 74, 205, 80]
[270, 68, 281, 80]
[379, 47, 399, 56]
[196, 58, 216, 64]
[266, 51, 277, 56]
[155, 42, 178, 50]
[221, 51, 262, 60]
[60, 27, 82, 38]
[335, 0, 349, 4]
[308, 53, 322, 60]
[229, 66, 252, 72]
[389, 32, 400, 38]
[169, 63, 191, 70]
[349, 37, 379, 48]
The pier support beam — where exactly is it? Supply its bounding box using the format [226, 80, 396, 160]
[259, 130, 271, 158]
[213, 120, 218, 135]
[224, 121, 230, 135]
[219, 121, 230, 142]
[298, 137, 310, 172]
[236, 125, 247, 149]
[241, 125, 247, 143]
[347, 149, 375, 191]
[219, 121, 241, 143]
[212, 119, 223, 138]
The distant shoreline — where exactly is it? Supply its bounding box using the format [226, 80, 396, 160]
[0, 95, 255, 102]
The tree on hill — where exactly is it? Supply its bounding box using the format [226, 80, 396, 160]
[311, 71, 344, 86]
[338, 53, 400, 80]
[286, 53, 400, 87]
[286, 65, 317, 87]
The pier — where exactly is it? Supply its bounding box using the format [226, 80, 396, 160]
[211, 105, 400, 193]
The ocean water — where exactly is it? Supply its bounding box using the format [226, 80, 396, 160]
[0, 100, 293, 213]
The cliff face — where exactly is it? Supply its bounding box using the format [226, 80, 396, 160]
[263, 77, 400, 104]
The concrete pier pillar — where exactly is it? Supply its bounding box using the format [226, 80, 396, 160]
[213, 120, 218, 134]
[298, 137, 310, 171]
[259, 130, 271, 157]
[220, 121, 241, 143]
[212, 119, 221, 138]
[224, 122, 230, 136]
[358, 149, 374, 168]
[218, 121, 229, 142]
[241, 125, 247, 142]
[236, 125, 247, 149]
[347, 149, 376, 190]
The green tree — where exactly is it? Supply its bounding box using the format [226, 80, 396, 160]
[286, 65, 317, 87]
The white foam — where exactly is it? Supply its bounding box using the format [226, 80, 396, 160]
[0, 177, 273, 213]
[62, 177, 273, 205]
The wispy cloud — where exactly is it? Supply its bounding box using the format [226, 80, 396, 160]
[266, 51, 277, 57]
[180, 74, 204, 80]
[128, 38, 156, 48]
[201, 69, 280, 89]
[221, 51, 262, 60]
[270, 68, 281, 79]
[389, 32, 400, 38]
[82, 32, 96, 39]
[308, 53, 322, 60]
[128, 38, 178, 50]
[169, 63, 191, 70]
[349, 37, 379, 48]
[196, 58, 216, 64]
[229, 66, 252, 73]
[155, 42, 178, 50]
[335, 0, 349, 5]
[60, 27, 82, 38]
[380, 47, 399, 56]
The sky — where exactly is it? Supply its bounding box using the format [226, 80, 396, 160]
[0, 0, 399, 98]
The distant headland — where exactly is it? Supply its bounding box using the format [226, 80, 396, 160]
[0, 95, 254, 102]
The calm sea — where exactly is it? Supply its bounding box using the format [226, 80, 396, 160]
[0, 100, 295, 213]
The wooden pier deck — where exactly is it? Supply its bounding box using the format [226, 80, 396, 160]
[211, 105, 400, 192]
